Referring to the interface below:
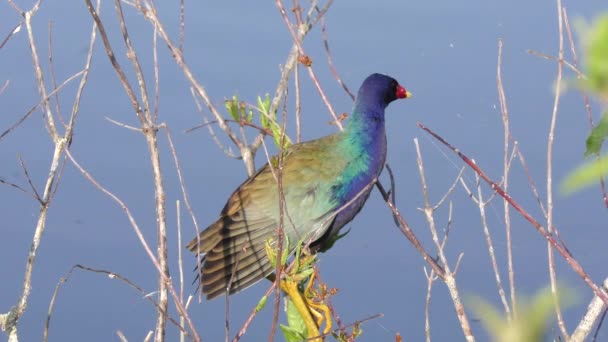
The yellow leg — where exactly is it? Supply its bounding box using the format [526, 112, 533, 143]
[280, 278, 322, 341]
[302, 270, 333, 335]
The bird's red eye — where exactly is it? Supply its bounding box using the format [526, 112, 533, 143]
[396, 85, 408, 99]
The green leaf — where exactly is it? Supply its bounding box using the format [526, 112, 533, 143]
[285, 297, 307, 337]
[257, 95, 270, 129]
[280, 234, 291, 267]
[585, 112, 608, 157]
[272, 124, 291, 150]
[279, 325, 306, 342]
[585, 15, 608, 97]
[265, 238, 277, 269]
[561, 155, 608, 193]
[255, 295, 268, 313]
[225, 95, 240, 121]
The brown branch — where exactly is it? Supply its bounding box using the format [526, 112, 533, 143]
[43, 264, 187, 342]
[375, 180, 446, 279]
[418, 122, 608, 306]
[274, 0, 342, 130]
[0, 22, 22, 50]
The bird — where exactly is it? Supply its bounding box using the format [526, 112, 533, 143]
[187, 73, 411, 300]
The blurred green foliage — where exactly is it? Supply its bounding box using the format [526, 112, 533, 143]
[562, 14, 608, 193]
[470, 286, 572, 342]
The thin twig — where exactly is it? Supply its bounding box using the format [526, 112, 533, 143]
[0, 71, 85, 142]
[474, 173, 511, 316]
[497, 38, 516, 319]
[419, 122, 608, 306]
[44, 264, 186, 342]
[547, 0, 568, 337]
[274, 0, 342, 130]
[17, 155, 43, 204]
[65, 149, 200, 341]
[414, 138, 474, 341]
[319, 14, 354, 100]
[0, 22, 22, 50]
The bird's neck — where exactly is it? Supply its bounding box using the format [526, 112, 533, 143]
[343, 102, 386, 149]
[333, 103, 387, 201]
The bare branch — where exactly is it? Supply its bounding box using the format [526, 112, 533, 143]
[419, 122, 608, 306]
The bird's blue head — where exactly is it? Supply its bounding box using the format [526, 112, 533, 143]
[355, 73, 411, 111]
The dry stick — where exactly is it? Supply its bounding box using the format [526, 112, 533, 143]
[0, 2, 93, 340]
[44, 264, 186, 342]
[269, 88, 290, 342]
[374, 179, 446, 279]
[424, 267, 437, 342]
[153, 24, 160, 123]
[128, 0, 250, 174]
[275, 0, 342, 130]
[571, 278, 608, 341]
[187, 119, 273, 140]
[563, 9, 608, 208]
[264, 0, 328, 150]
[414, 139, 474, 341]
[319, 15, 355, 101]
[295, 62, 302, 143]
[23, 6, 59, 140]
[65, 150, 201, 341]
[0, 70, 84, 142]
[176, 200, 186, 342]
[0, 177, 27, 194]
[418, 122, 608, 306]
[17, 155, 43, 204]
[0, 22, 22, 50]
[178, 0, 185, 52]
[547, 0, 569, 338]
[473, 174, 511, 316]
[47, 22, 66, 127]
[161, 120, 206, 310]
[514, 145, 548, 217]
[110, 1, 170, 340]
[527, 50, 582, 76]
[424, 201, 455, 342]
[496, 39, 516, 320]
[160, 123, 203, 266]
[312, 313, 384, 341]
[117, 330, 129, 342]
[188, 90, 239, 159]
[0, 80, 9, 95]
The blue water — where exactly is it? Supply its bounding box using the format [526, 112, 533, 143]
[1, 0, 606, 341]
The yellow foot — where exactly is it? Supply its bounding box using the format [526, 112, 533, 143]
[280, 278, 323, 341]
[303, 270, 333, 335]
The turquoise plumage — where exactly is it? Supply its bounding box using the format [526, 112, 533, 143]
[187, 73, 410, 299]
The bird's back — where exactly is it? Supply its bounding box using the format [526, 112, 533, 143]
[187, 132, 363, 298]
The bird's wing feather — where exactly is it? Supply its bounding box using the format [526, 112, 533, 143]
[187, 133, 349, 299]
